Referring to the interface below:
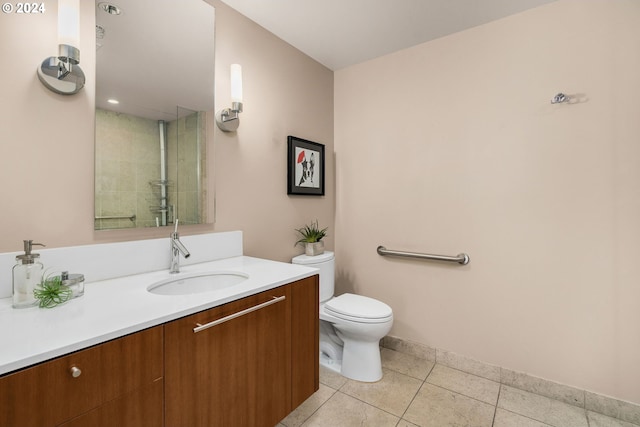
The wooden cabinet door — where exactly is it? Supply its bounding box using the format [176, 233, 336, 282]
[290, 275, 319, 408]
[165, 286, 292, 427]
[0, 326, 163, 427]
[0, 343, 103, 427]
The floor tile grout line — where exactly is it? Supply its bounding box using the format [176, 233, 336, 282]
[424, 363, 502, 406]
[334, 389, 406, 421]
[585, 406, 591, 427]
[382, 354, 505, 423]
[396, 364, 435, 424]
[320, 364, 424, 425]
[290, 386, 338, 427]
[425, 381, 499, 409]
[332, 362, 432, 421]
[425, 360, 437, 377]
[419, 361, 501, 407]
[490, 383, 502, 427]
[336, 355, 437, 422]
[495, 407, 564, 427]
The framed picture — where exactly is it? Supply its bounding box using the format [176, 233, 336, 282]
[287, 136, 325, 196]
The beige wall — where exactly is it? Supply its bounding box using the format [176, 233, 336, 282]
[334, 0, 640, 404]
[211, 0, 335, 260]
[0, 0, 95, 248]
[0, 0, 334, 263]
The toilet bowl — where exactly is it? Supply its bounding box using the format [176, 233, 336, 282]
[292, 251, 393, 382]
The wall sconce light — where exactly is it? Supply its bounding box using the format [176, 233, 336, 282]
[37, 0, 85, 95]
[216, 64, 243, 132]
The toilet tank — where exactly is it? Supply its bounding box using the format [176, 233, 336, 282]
[292, 251, 334, 303]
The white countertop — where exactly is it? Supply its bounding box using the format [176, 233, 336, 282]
[0, 256, 318, 376]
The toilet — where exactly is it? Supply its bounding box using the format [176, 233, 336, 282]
[292, 251, 393, 382]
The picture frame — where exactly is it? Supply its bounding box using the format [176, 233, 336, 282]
[287, 136, 325, 196]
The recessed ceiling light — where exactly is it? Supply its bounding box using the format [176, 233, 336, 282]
[98, 2, 121, 15]
[107, 99, 119, 104]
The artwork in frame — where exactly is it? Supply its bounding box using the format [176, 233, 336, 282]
[287, 136, 325, 196]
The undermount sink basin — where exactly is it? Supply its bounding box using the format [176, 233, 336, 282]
[147, 271, 249, 295]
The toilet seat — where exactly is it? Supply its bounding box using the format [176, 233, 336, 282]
[324, 293, 393, 324]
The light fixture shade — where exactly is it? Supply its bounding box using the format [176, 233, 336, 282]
[37, 0, 84, 95]
[230, 64, 243, 103]
[58, 0, 80, 47]
[216, 64, 243, 132]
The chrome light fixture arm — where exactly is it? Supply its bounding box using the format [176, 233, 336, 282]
[37, 43, 85, 95]
[216, 101, 243, 132]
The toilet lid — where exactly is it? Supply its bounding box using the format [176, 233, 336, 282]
[324, 293, 393, 321]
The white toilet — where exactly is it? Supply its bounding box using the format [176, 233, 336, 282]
[292, 251, 393, 382]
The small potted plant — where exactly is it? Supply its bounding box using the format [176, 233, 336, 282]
[295, 220, 328, 256]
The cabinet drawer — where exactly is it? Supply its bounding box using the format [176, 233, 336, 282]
[0, 326, 163, 427]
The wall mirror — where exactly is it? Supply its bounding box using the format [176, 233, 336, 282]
[94, 0, 215, 230]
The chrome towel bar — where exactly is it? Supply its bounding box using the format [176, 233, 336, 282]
[377, 246, 470, 265]
[94, 214, 136, 221]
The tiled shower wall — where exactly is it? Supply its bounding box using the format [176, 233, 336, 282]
[95, 108, 161, 229]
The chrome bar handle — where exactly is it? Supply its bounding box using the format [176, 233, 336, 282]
[94, 214, 136, 221]
[377, 246, 470, 265]
[193, 295, 286, 333]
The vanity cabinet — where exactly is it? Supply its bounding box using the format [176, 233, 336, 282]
[0, 326, 163, 427]
[0, 275, 318, 427]
[165, 275, 319, 427]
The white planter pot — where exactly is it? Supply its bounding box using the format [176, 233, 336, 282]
[305, 241, 325, 256]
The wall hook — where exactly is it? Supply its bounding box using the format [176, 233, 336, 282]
[551, 93, 569, 104]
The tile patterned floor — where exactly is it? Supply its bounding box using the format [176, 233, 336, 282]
[276, 348, 640, 427]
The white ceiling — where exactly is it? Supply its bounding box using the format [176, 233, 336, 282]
[219, 0, 557, 70]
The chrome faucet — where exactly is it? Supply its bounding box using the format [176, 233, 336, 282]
[170, 220, 190, 274]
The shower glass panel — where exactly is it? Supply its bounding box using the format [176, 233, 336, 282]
[171, 107, 205, 226]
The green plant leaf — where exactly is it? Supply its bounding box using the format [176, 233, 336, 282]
[33, 274, 73, 308]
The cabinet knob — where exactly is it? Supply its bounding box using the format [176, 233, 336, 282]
[70, 366, 82, 378]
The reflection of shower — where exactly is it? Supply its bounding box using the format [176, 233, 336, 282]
[150, 120, 172, 226]
[159, 120, 168, 226]
[147, 110, 203, 227]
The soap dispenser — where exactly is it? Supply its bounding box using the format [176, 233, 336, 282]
[12, 240, 45, 309]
